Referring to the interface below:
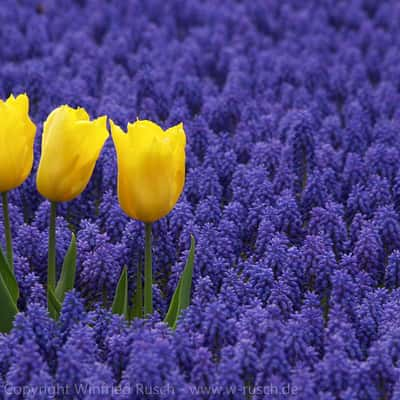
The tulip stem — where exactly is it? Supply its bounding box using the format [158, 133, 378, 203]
[144, 223, 153, 315]
[1, 192, 13, 268]
[48, 202, 57, 290]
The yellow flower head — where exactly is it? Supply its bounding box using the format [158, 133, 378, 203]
[111, 119, 186, 223]
[36, 105, 109, 202]
[0, 93, 36, 192]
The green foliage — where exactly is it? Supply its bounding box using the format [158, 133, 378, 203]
[49, 233, 77, 320]
[55, 233, 77, 302]
[164, 235, 195, 329]
[0, 246, 19, 303]
[0, 247, 19, 332]
[112, 266, 129, 318]
[48, 287, 62, 319]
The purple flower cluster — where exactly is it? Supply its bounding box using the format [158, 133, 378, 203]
[1, 0, 400, 398]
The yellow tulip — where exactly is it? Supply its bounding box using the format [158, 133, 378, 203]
[111, 119, 186, 223]
[0, 94, 36, 192]
[36, 105, 109, 202]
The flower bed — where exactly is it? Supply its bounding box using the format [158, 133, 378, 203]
[1, 0, 400, 398]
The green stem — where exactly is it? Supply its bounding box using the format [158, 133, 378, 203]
[2, 192, 13, 268]
[144, 223, 153, 315]
[48, 202, 57, 290]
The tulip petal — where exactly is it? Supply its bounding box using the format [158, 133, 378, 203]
[112, 118, 186, 222]
[37, 106, 109, 202]
[110, 119, 130, 158]
[165, 122, 186, 150]
[0, 93, 36, 192]
[127, 119, 164, 151]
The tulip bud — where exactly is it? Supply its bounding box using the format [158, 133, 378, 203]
[0, 94, 36, 192]
[36, 105, 109, 202]
[111, 119, 186, 223]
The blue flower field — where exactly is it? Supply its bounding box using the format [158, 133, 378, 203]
[1, 0, 400, 398]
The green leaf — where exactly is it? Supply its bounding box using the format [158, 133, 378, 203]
[164, 278, 182, 327]
[0, 268, 18, 332]
[178, 235, 196, 312]
[48, 287, 61, 320]
[55, 233, 77, 302]
[0, 246, 19, 303]
[112, 266, 128, 318]
[164, 235, 195, 328]
[131, 261, 143, 320]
